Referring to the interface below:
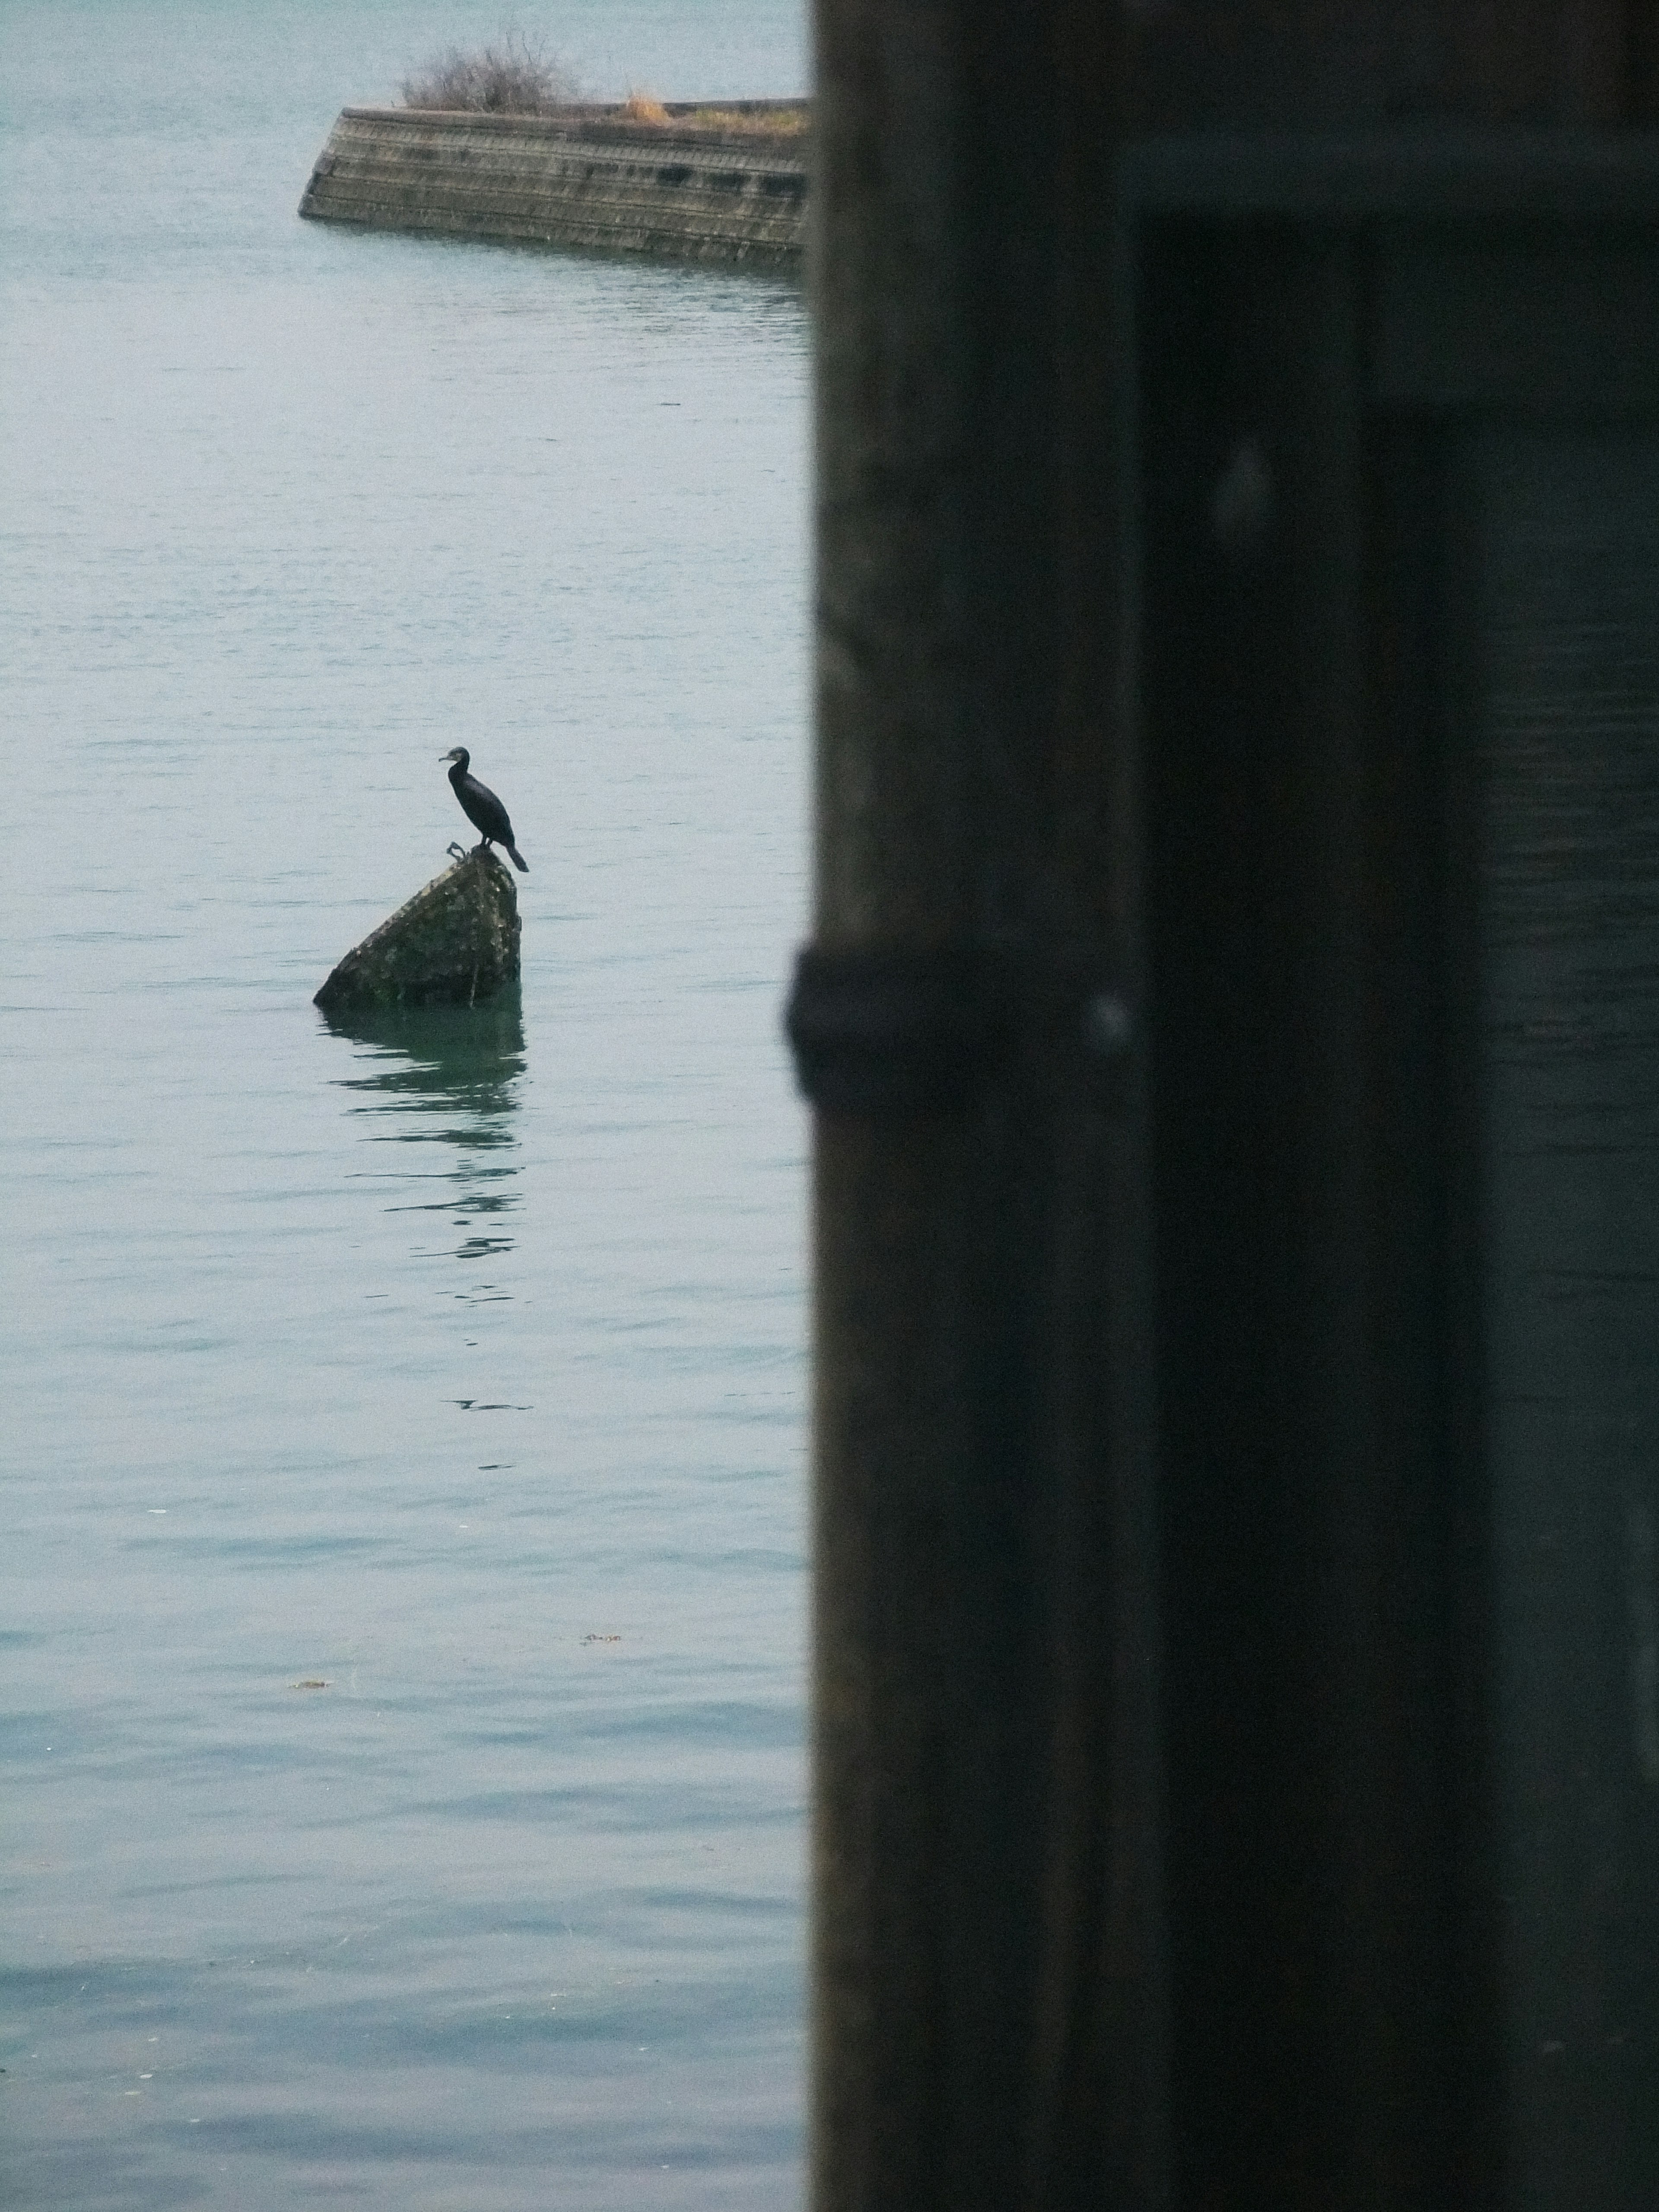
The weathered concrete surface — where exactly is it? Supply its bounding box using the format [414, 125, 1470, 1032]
[298, 103, 807, 267]
[314, 850, 521, 1011]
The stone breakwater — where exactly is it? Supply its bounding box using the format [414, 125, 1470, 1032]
[299, 102, 808, 268]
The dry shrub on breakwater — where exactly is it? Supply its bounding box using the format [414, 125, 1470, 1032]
[402, 32, 577, 114]
[619, 92, 671, 122]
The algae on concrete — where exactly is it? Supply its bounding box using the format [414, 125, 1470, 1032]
[314, 849, 521, 1011]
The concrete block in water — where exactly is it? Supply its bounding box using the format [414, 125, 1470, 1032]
[299, 105, 807, 268]
[314, 850, 521, 1011]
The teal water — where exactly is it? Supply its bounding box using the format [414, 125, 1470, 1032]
[0, 4, 810, 2205]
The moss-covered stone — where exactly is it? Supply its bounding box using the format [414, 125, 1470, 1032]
[314, 850, 521, 1011]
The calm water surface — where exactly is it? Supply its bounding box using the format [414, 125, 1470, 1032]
[1, 4, 810, 2204]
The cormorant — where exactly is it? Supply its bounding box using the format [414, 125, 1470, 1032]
[442, 748, 528, 871]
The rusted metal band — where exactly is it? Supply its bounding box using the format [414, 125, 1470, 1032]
[784, 944, 1134, 1116]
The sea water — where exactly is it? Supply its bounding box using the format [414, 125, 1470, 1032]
[0, 4, 809, 2204]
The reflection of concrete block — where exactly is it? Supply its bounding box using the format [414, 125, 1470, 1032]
[314, 850, 521, 1011]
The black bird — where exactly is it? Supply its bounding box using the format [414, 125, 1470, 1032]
[442, 747, 528, 871]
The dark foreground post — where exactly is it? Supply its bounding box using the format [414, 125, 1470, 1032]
[798, 5, 1158, 2204]
[798, 4, 1659, 2206]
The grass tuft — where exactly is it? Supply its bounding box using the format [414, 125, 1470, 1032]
[619, 91, 671, 123]
[689, 105, 809, 134]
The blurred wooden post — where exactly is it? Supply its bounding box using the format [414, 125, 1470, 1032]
[798, 5, 1158, 2206]
[795, 3, 1659, 2206]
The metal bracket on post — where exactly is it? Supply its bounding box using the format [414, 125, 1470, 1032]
[783, 944, 1135, 1117]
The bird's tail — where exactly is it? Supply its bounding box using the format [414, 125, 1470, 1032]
[507, 845, 528, 872]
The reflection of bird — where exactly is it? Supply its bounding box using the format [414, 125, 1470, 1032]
[442, 748, 528, 871]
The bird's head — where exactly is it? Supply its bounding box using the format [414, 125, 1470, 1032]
[442, 747, 469, 768]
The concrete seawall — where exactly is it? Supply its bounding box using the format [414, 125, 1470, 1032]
[299, 103, 808, 268]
